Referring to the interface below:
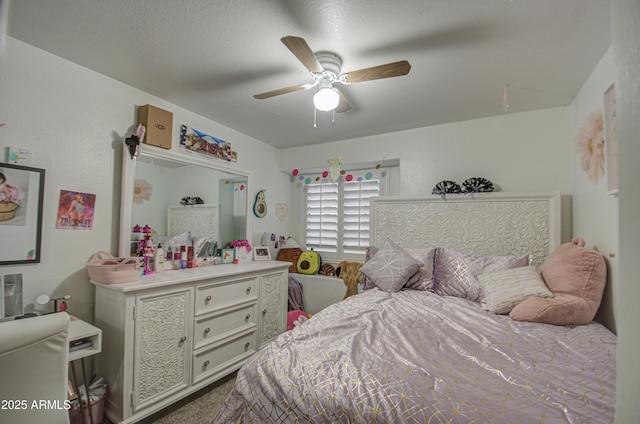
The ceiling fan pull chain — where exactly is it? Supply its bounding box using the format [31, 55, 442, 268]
[313, 106, 317, 128]
[332, 109, 336, 125]
[503, 84, 510, 111]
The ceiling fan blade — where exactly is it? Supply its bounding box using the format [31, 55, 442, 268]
[335, 90, 352, 113]
[343, 60, 411, 84]
[253, 83, 311, 99]
[281, 36, 324, 74]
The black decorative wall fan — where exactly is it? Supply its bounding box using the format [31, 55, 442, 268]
[462, 177, 494, 193]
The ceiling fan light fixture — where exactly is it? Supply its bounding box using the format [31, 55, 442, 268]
[313, 87, 340, 111]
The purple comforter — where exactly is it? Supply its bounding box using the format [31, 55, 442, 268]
[213, 289, 616, 423]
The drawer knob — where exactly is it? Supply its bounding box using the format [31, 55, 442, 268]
[246, 287, 252, 294]
[205, 295, 212, 302]
[180, 336, 187, 343]
[204, 327, 210, 334]
[203, 360, 210, 367]
[262, 309, 267, 316]
[244, 342, 250, 350]
[245, 314, 251, 321]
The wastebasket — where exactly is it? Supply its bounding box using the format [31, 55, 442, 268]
[69, 394, 105, 424]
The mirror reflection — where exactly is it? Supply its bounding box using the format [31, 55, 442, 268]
[128, 150, 249, 258]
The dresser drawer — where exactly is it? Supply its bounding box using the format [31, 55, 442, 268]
[192, 329, 256, 384]
[195, 276, 258, 315]
[193, 302, 257, 349]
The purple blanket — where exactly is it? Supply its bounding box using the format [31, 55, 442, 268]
[213, 289, 616, 423]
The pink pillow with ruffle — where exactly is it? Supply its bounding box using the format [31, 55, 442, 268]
[510, 237, 606, 325]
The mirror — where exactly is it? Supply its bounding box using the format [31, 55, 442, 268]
[119, 143, 252, 258]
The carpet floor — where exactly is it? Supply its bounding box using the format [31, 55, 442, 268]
[107, 372, 236, 424]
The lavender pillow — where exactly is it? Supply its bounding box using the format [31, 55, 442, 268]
[360, 239, 424, 293]
[363, 245, 435, 291]
[433, 248, 530, 302]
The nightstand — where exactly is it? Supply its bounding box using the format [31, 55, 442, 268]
[68, 317, 102, 361]
[68, 317, 102, 424]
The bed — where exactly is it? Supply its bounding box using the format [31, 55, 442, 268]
[212, 192, 616, 423]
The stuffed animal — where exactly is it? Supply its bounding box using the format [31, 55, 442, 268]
[336, 260, 363, 299]
[510, 237, 607, 325]
[319, 263, 336, 276]
[287, 310, 309, 330]
[297, 250, 321, 274]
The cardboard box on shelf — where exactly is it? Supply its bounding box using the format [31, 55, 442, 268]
[138, 105, 173, 149]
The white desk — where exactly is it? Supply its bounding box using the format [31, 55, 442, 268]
[68, 317, 102, 424]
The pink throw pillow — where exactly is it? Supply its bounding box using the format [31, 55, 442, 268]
[510, 237, 607, 325]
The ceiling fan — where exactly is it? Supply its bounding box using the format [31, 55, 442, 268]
[254, 36, 411, 114]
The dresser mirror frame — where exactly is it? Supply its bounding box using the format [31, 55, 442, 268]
[118, 143, 252, 258]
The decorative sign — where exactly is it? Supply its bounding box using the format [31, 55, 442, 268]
[253, 189, 267, 218]
[275, 203, 288, 222]
[180, 125, 237, 162]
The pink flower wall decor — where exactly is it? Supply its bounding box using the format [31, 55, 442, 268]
[576, 110, 605, 184]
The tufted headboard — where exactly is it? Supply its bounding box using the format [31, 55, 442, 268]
[370, 192, 561, 269]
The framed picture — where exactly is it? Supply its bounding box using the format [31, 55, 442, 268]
[0, 163, 45, 265]
[221, 248, 235, 264]
[253, 246, 271, 261]
[603, 82, 619, 195]
[235, 246, 250, 262]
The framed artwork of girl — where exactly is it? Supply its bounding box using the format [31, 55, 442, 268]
[0, 172, 20, 203]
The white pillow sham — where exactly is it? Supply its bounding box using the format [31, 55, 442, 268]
[478, 266, 554, 314]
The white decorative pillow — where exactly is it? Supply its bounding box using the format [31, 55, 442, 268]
[360, 239, 424, 293]
[433, 248, 530, 302]
[478, 266, 554, 314]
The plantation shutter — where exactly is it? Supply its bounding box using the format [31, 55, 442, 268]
[342, 179, 380, 254]
[305, 182, 339, 253]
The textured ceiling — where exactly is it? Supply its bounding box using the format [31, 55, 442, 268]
[5, 0, 611, 148]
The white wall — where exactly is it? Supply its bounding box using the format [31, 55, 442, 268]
[568, 46, 618, 332]
[610, 0, 640, 420]
[280, 107, 573, 242]
[280, 108, 571, 195]
[0, 37, 291, 322]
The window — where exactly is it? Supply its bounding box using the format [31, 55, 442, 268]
[303, 169, 386, 261]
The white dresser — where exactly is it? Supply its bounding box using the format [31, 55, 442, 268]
[92, 260, 289, 424]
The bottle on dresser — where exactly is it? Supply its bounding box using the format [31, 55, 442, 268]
[165, 243, 174, 270]
[180, 246, 187, 269]
[173, 246, 182, 270]
[154, 244, 164, 273]
[187, 246, 194, 269]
